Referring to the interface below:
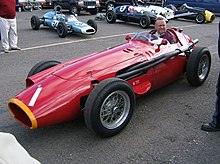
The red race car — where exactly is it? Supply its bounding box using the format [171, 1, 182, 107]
[8, 28, 211, 137]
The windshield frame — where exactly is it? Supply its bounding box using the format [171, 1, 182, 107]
[131, 31, 163, 45]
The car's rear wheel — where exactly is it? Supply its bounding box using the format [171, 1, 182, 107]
[195, 13, 205, 24]
[52, 2, 57, 8]
[139, 15, 151, 29]
[106, 10, 116, 23]
[87, 19, 97, 33]
[84, 78, 135, 138]
[27, 60, 61, 77]
[106, 2, 115, 10]
[30, 15, 41, 30]
[57, 22, 68, 38]
[186, 47, 211, 86]
[70, 5, 79, 15]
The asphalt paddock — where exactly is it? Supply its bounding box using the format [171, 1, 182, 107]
[0, 9, 220, 164]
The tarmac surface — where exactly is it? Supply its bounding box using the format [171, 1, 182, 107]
[0, 9, 220, 164]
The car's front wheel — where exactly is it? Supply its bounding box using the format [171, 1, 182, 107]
[186, 47, 211, 86]
[27, 60, 61, 77]
[106, 10, 116, 23]
[87, 19, 97, 33]
[57, 22, 68, 38]
[84, 78, 135, 138]
[30, 15, 41, 30]
[195, 13, 205, 24]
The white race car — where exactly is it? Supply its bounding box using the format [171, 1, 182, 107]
[134, 4, 175, 20]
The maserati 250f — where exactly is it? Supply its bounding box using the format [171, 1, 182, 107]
[30, 6, 97, 38]
[8, 28, 211, 137]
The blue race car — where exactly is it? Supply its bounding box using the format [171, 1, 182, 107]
[30, 6, 97, 38]
[166, 3, 215, 24]
[106, 5, 162, 29]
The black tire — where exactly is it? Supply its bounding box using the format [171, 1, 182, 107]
[84, 78, 135, 138]
[31, 15, 41, 30]
[27, 60, 61, 77]
[57, 22, 68, 38]
[139, 15, 151, 29]
[106, 10, 117, 23]
[186, 47, 211, 86]
[195, 13, 205, 24]
[106, 2, 115, 10]
[70, 5, 79, 15]
[87, 19, 97, 33]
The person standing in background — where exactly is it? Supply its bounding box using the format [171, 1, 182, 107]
[201, 21, 220, 132]
[0, 0, 21, 53]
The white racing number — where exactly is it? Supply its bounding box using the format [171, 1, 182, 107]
[120, 6, 127, 12]
[52, 20, 59, 27]
[151, 9, 157, 14]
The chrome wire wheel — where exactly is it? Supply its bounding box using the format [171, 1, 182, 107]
[100, 90, 130, 129]
[186, 46, 211, 86]
[84, 78, 135, 137]
[197, 53, 210, 80]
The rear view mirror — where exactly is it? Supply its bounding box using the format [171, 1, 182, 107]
[161, 39, 168, 45]
[125, 35, 131, 41]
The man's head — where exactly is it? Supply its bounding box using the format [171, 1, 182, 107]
[154, 17, 167, 35]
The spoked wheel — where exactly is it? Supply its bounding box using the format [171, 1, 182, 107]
[195, 13, 205, 24]
[106, 10, 116, 23]
[30, 15, 41, 30]
[84, 78, 135, 138]
[139, 15, 151, 29]
[57, 22, 68, 38]
[27, 60, 61, 77]
[186, 47, 211, 86]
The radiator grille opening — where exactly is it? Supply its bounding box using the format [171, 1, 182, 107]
[8, 103, 32, 128]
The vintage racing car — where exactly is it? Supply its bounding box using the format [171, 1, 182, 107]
[30, 6, 97, 38]
[8, 28, 211, 138]
[166, 3, 215, 24]
[96, 3, 174, 21]
[106, 5, 160, 29]
[141, 4, 174, 20]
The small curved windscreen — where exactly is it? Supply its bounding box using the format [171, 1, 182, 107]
[67, 15, 77, 21]
[131, 31, 163, 45]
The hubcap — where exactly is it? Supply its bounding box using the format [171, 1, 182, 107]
[196, 15, 204, 23]
[198, 54, 210, 80]
[100, 90, 130, 129]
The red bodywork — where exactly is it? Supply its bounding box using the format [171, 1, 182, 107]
[8, 28, 192, 129]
